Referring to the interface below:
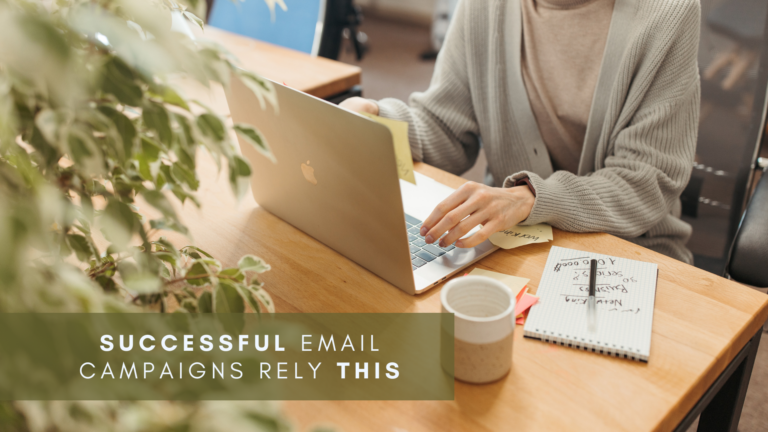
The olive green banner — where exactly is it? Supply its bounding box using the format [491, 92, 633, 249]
[0, 313, 454, 400]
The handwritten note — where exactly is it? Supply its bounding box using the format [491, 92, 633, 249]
[489, 224, 553, 249]
[361, 113, 416, 184]
[523, 246, 659, 362]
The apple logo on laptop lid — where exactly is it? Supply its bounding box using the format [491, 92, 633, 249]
[301, 160, 317, 185]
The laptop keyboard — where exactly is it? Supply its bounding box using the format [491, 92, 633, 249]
[406, 213, 456, 271]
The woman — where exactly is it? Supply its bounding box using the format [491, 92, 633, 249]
[341, 0, 700, 263]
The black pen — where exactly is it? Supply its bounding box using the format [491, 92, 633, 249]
[587, 259, 597, 331]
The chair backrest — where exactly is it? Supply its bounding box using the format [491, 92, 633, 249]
[680, 0, 768, 274]
[208, 0, 326, 56]
[726, 168, 768, 287]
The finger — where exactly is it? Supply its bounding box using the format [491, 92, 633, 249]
[456, 221, 502, 249]
[440, 210, 488, 247]
[421, 183, 478, 236]
[424, 200, 479, 244]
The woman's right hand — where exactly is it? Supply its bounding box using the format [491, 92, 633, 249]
[339, 97, 379, 116]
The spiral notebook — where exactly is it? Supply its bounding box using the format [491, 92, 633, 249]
[523, 246, 659, 362]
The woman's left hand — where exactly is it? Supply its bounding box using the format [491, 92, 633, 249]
[420, 182, 536, 248]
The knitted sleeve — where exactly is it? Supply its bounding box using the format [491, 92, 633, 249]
[375, 0, 481, 176]
[504, 0, 701, 238]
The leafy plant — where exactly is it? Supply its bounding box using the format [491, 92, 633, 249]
[0, 0, 298, 430]
[0, 0, 277, 314]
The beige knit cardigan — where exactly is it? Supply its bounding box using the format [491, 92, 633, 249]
[376, 0, 701, 263]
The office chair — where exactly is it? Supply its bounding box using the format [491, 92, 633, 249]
[680, 0, 768, 274]
[725, 165, 768, 287]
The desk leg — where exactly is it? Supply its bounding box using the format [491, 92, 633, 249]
[674, 328, 762, 432]
[697, 328, 762, 432]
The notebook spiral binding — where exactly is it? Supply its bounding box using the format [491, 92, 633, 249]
[523, 328, 648, 363]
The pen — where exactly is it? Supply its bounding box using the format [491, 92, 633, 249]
[587, 259, 597, 332]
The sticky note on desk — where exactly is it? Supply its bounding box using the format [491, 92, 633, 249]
[515, 293, 539, 318]
[361, 113, 416, 184]
[489, 224, 553, 249]
[468, 268, 529, 299]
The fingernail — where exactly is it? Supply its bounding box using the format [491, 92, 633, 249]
[425, 235, 434, 244]
[456, 240, 463, 248]
[420, 226, 428, 236]
[438, 239, 445, 247]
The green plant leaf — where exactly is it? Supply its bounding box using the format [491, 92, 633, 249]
[154, 251, 177, 268]
[99, 106, 137, 160]
[101, 57, 143, 107]
[214, 281, 245, 333]
[171, 162, 199, 190]
[159, 263, 171, 279]
[173, 113, 195, 149]
[236, 284, 261, 316]
[155, 85, 190, 111]
[233, 123, 276, 163]
[238, 255, 270, 273]
[181, 245, 213, 259]
[140, 137, 162, 162]
[180, 297, 198, 313]
[152, 237, 179, 256]
[149, 218, 189, 236]
[176, 145, 196, 172]
[68, 131, 102, 175]
[142, 190, 178, 221]
[28, 126, 59, 167]
[94, 275, 117, 293]
[228, 154, 251, 200]
[67, 234, 93, 262]
[34, 109, 61, 148]
[196, 113, 225, 141]
[220, 267, 245, 282]
[184, 261, 211, 286]
[214, 280, 245, 313]
[101, 199, 137, 250]
[198, 291, 213, 313]
[124, 272, 161, 293]
[142, 101, 173, 145]
[247, 282, 275, 314]
[237, 70, 278, 112]
[18, 14, 71, 62]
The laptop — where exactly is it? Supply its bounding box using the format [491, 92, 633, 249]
[226, 76, 498, 295]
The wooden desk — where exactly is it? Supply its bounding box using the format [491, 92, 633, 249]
[172, 33, 768, 432]
[170, 156, 768, 432]
[197, 26, 361, 99]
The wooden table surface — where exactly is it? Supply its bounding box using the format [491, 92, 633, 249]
[172, 30, 768, 432]
[197, 26, 361, 99]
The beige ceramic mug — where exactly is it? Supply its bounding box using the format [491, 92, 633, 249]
[441, 275, 516, 384]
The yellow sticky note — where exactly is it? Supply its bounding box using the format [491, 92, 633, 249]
[468, 268, 529, 299]
[489, 224, 553, 249]
[361, 113, 416, 184]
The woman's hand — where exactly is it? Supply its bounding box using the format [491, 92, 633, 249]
[420, 182, 535, 248]
[339, 97, 379, 115]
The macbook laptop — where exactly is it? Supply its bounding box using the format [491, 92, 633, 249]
[226, 75, 498, 295]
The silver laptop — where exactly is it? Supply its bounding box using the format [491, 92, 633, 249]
[226, 76, 498, 295]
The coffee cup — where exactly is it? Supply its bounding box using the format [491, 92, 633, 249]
[441, 275, 516, 384]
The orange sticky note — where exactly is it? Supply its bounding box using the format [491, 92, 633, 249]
[516, 286, 528, 303]
[515, 293, 539, 318]
[516, 310, 531, 325]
